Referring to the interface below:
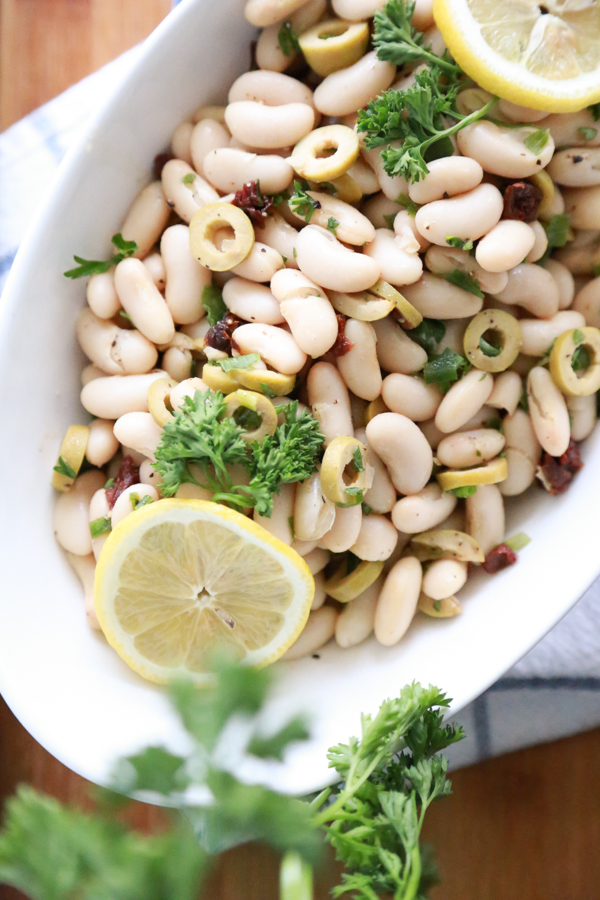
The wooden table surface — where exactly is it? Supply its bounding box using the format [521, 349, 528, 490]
[2, 2, 600, 897]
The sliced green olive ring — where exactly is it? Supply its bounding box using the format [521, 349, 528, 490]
[328, 289, 395, 321]
[232, 367, 296, 396]
[463, 309, 522, 373]
[436, 458, 508, 492]
[549, 326, 600, 396]
[51, 425, 90, 492]
[288, 125, 359, 183]
[320, 435, 368, 505]
[147, 377, 178, 427]
[528, 171, 554, 221]
[202, 363, 239, 394]
[411, 529, 484, 564]
[189, 202, 254, 272]
[418, 593, 462, 618]
[224, 390, 277, 442]
[324, 558, 384, 603]
[298, 19, 370, 77]
[368, 280, 423, 329]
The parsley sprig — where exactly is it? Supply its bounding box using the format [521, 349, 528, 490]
[152, 389, 325, 517]
[64, 233, 138, 279]
[423, 348, 470, 393]
[289, 181, 321, 223]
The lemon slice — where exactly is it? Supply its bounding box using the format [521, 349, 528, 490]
[94, 499, 314, 683]
[434, 0, 600, 112]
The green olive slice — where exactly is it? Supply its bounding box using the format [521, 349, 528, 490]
[411, 529, 484, 563]
[550, 326, 600, 396]
[202, 363, 239, 394]
[232, 368, 296, 396]
[189, 202, 254, 271]
[288, 125, 359, 183]
[320, 435, 368, 506]
[224, 390, 277, 442]
[436, 458, 508, 492]
[52, 425, 90, 492]
[328, 290, 395, 321]
[147, 377, 178, 427]
[418, 593, 462, 618]
[367, 280, 423, 329]
[528, 171, 554, 221]
[324, 558, 384, 603]
[298, 19, 370, 76]
[463, 309, 522, 373]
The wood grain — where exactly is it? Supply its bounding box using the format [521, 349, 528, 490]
[2, 3, 600, 898]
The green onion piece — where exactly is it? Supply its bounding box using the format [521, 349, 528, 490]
[505, 532, 531, 552]
[89, 516, 112, 538]
[280, 852, 313, 900]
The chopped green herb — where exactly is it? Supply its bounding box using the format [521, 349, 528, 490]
[518, 389, 529, 412]
[572, 344, 591, 371]
[593, 264, 600, 278]
[433, 600, 442, 612]
[182, 172, 197, 184]
[289, 181, 319, 223]
[423, 347, 470, 392]
[119, 310, 132, 322]
[216, 353, 260, 372]
[523, 128, 549, 155]
[104, 477, 115, 490]
[129, 493, 154, 511]
[573, 328, 585, 345]
[505, 532, 532, 552]
[343, 486, 364, 505]
[446, 236, 473, 252]
[318, 181, 338, 195]
[277, 20, 300, 56]
[409, 318, 446, 356]
[476, 450, 482, 458]
[543, 214, 570, 253]
[89, 516, 112, 538]
[442, 269, 484, 298]
[201, 285, 227, 326]
[383, 213, 397, 229]
[288, 515, 296, 543]
[271, 189, 290, 207]
[361, 502, 373, 516]
[579, 126, 598, 141]
[64, 233, 139, 279]
[327, 216, 340, 235]
[233, 407, 262, 432]
[479, 335, 501, 357]
[484, 417, 503, 432]
[352, 446, 364, 472]
[53, 456, 76, 480]
[293, 247, 297, 260]
[448, 485, 477, 498]
[281, 255, 288, 265]
[396, 193, 418, 216]
[588, 102, 600, 121]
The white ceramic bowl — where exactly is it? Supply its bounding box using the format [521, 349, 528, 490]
[1, 0, 600, 796]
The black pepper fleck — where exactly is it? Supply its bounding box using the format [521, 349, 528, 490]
[573, 155, 584, 163]
[312, 654, 320, 659]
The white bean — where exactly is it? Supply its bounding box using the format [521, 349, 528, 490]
[54, 470, 105, 556]
[363, 229, 423, 285]
[465, 483, 505, 557]
[425, 244, 507, 294]
[392, 482, 456, 535]
[86, 419, 119, 468]
[256, 23, 296, 72]
[527, 366, 570, 457]
[304, 547, 330, 575]
[497, 98, 548, 123]
[519, 310, 586, 357]
[308, 361, 353, 445]
[544, 109, 600, 149]
[332, 0, 385, 18]
[361, 143, 409, 202]
[415, 183, 503, 247]
[120, 182, 171, 259]
[311, 571, 327, 611]
[231, 242, 284, 283]
[113, 412, 163, 461]
[157, 344, 192, 382]
[573, 276, 600, 327]
[372, 317, 427, 374]
[111, 483, 159, 529]
[567, 393, 597, 441]
[361, 193, 403, 230]
[160, 225, 210, 324]
[254, 212, 299, 267]
[554, 229, 599, 275]
[382, 373, 441, 422]
[289, 193, 375, 246]
[437, 428, 505, 468]
[500, 408, 542, 496]
[320, 503, 362, 552]
[337, 319, 382, 401]
[563, 185, 600, 230]
[190, 119, 230, 177]
[254, 483, 296, 545]
[76, 308, 158, 376]
[87, 271, 120, 319]
[491, 263, 560, 318]
[89, 488, 111, 560]
[245, 0, 312, 27]
[314, 51, 395, 116]
[225, 101, 314, 149]
[161, 159, 220, 224]
[543, 259, 575, 310]
[171, 121, 194, 164]
[420, 418, 445, 450]
[175, 483, 213, 501]
[295, 224, 380, 292]
[435, 370, 494, 434]
[143, 253, 166, 291]
[525, 220, 548, 264]
[282, 606, 338, 660]
[335, 576, 382, 648]
[203, 147, 293, 194]
[80, 371, 167, 419]
[294, 470, 336, 541]
[223, 277, 284, 325]
[547, 148, 600, 187]
[350, 514, 398, 561]
[355, 426, 397, 513]
[114, 258, 175, 345]
[229, 69, 315, 109]
[456, 121, 555, 178]
[374, 556, 422, 646]
[232, 322, 306, 374]
[65, 552, 99, 629]
[169, 377, 207, 412]
[487, 371, 522, 416]
[422, 559, 468, 601]
[366, 412, 433, 495]
[402, 272, 484, 319]
[139, 458, 163, 492]
[293, 538, 318, 557]
[475, 220, 536, 273]
[278, 286, 338, 358]
[81, 365, 105, 386]
[409, 157, 483, 204]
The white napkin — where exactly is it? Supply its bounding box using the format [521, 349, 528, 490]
[2, 50, 599, 769]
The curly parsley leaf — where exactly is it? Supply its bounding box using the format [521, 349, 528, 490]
[441, 269, 484, 298]
[201, 285, 227, 326]
[278, 20, 300, 56]
[64, 233, 138, 279]
[373, 0, 457, 72]
[543, 214, 571, 253]
[289, 181, 320, 223]
[423, 347, 470, 392]
[479, 335, 501, 357]
[409, 318, 446, 357]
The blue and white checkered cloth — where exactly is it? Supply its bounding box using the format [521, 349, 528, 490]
[2, 47, 600, 769]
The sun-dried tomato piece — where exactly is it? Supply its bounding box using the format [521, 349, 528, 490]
[106, 455, 140, 510]
[205, 313, 243, 353]
[330, 314, 354, 357]
[483, 543, 518, 574]
[537, 438, 583, 495]
[153, 151, 175, 181]
[232, 181, 273, 226]
[503, 181, 542, 222]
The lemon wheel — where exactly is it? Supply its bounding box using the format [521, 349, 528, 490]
[94, 499, 314, 683]
[434, 0, 600, 112]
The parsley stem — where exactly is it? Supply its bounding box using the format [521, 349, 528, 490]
[418, 96, 498, 156]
